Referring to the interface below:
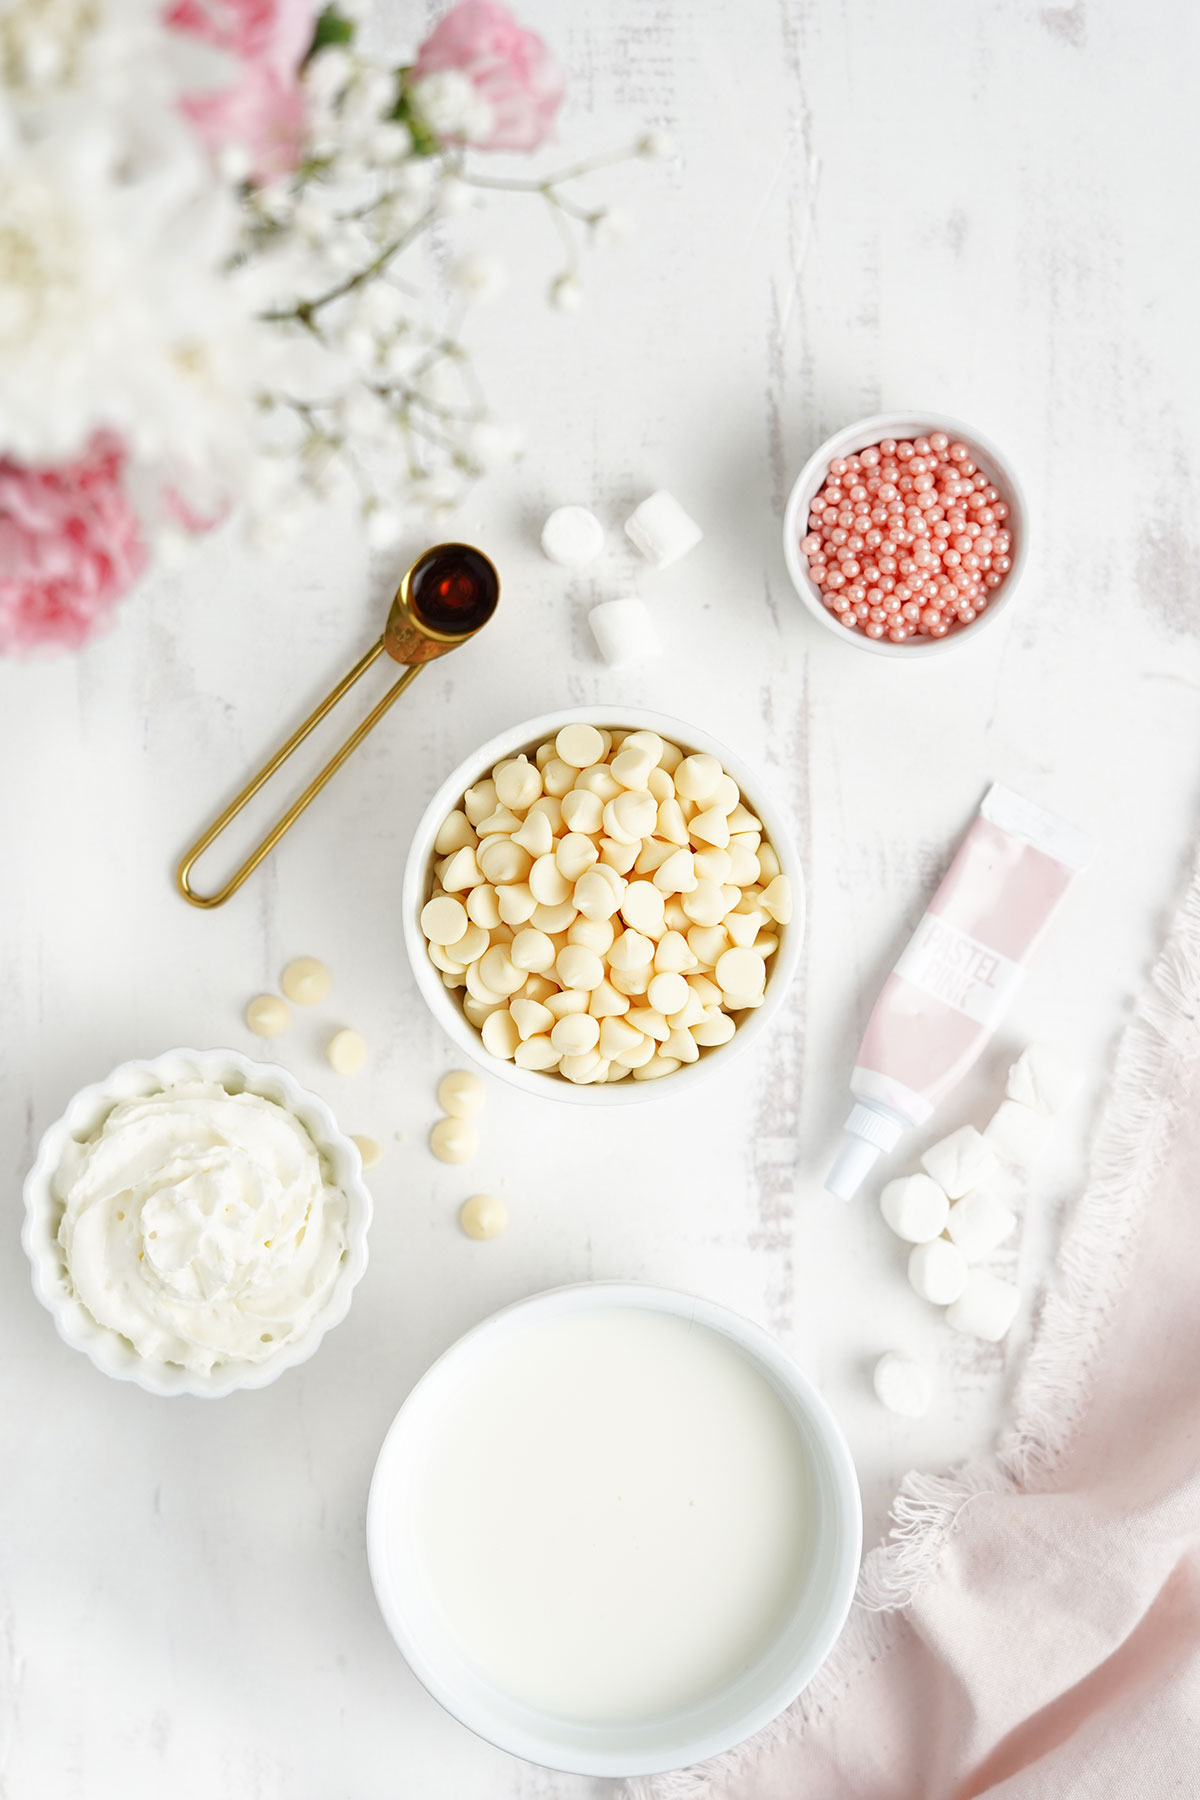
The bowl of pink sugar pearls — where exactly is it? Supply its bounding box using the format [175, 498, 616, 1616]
[782, 413, 1028, 657]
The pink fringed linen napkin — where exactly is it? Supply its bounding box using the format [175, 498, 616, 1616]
[629, 856, 1200, 1800]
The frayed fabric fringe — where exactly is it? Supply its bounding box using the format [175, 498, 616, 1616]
[625, 852, 1200, 1800]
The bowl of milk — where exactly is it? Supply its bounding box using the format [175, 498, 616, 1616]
[366, 1283, 861, 1776]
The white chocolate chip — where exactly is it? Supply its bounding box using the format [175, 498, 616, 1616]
[463, 779, 497, 824]
[459, 1193, 509, 1239]
[689, 806, 731, 850]
[556, 944, 604, 991]
[441, 847, 485, 891]
[529, 854, 572, 906]
[620, 880, 666, 937]
[430, 1116, 478, 1163]
[466, 884, 502, 929]
[280, 956, 332, 1005]
[421, 896, 469, 946]
[514, 1035, 560, 1071]
[438, 1070, 487, 1118]
[555, 723, 605, 769]
[479, 947, 524, 997]
[561, 788, 604, 836]
[327, 1028, 367, 1075]
[550, 1012, 601, 1056]
[511, 997, 555, 1040]
[512, 811, 554, 858]
[495, 883, 538, 926]
[481, 1009, 520, 1059]
[434, 811, 476, 855]
[873, 1352, 932, 1418]
[647, 971, 689, 1016]
[715, 947, 766, 999]
[352, 1134, 383, 1169]
[681, 880, 727, 928]
[511, 927, 557, 972]
[493, 756, 542, 811]
[556, 832, 600, 882]
[760, 875, 793, 925]
[674, 753, 722, 803]
[245, 993, 290, 1037]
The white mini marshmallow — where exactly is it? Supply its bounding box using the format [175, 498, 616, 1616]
[873, 1352, 933, 1418]
[624, 490, 703, 568]
[588, 597, 661, 668]
[920, 1125, 1000, 1199]
[984, 1099, 1053, 1167]
[540, 505, 604, 567]
[946, 1269, 1021, 1342]
[907, 1238, 968, 1306]
[945, 1184, 1018, 1261]
[1006, 1043, 1084, 1116]
[879, 1173, 949, 1243]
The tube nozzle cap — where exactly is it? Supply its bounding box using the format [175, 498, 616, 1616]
[825, 1101, 907, 1201]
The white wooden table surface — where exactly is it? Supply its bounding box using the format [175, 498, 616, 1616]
[3, 0, 1199, 1793]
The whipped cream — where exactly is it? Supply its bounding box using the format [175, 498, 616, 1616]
[56, 1081, 349, 1373]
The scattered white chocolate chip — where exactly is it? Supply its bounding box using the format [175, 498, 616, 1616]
[880, 1173, 949, 1244]
[588, 597, 661, 668]
[459, 1193, 509, 1239]
[280, 956, 332, 1006]
[983, 1099, 1053, 1167]
[352, 1134, 383, 1169]
[624, 489, 703, 568]
[907, 1238, 968, 1306]
[1005, 1043, 1083, 1116]
[430, 1116, 478, 1164]
[919, 1125, 1000, 1199]
[245, 993, 290, 1037]
[326, 1027, 367, 1074]
[945, 1184, 1018, 1261]
[541, 505, 604, 567]
[873, 1351, 932, 1418]
[437, 1069, 486, 1118]
[946, 1269, 1021, 1341]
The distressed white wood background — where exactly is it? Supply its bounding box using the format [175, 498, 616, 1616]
[3, 0, 1200, 1793]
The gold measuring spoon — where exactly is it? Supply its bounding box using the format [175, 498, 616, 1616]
[176, 542, 499, 909]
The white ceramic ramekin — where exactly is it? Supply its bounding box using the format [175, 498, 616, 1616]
[21, 1047, 373, 1398]
[366, 1282, 862, 1778]
[401, 707, 805, 1104]
[782, 411, 1029, 659]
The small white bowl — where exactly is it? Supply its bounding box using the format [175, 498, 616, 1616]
[401, 707, 805, 1105]
[21, 1047, 373, 1398]
[366, 1282, 862, 1777]
[782, 411, 1029, 659]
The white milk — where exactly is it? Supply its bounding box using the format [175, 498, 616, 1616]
[399, 1306, 814, 1724]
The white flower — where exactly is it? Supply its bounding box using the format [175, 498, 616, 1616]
[451, 256, 506, 304]
[409, 70, 494, 143]
[549, 272, 583, 312]
[591, 206, 631, 249]
[0, 108, 274, 495]
[463, 420, 523, 470]
[437, 175, 473, 217]
[636, 128, 676, 160]
[303, 47, 354, 109]
[369, 120, 412, 163]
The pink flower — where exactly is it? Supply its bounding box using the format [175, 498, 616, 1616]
[0, 436, 147, 654]
[413, 0, 565, 153]
[167, 0, 322, 181]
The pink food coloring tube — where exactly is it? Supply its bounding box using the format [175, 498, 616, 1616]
[826, 785, 1095, 1199]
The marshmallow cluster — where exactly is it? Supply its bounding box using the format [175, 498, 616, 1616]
[419, 725, 792, 1085]
[875, 1044, 1081, 1361]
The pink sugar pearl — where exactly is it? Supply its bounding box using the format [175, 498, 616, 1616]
[801, 432, 1015, 643]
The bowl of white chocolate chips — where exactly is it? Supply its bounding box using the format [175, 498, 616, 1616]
[403, 710, 804, 1099]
